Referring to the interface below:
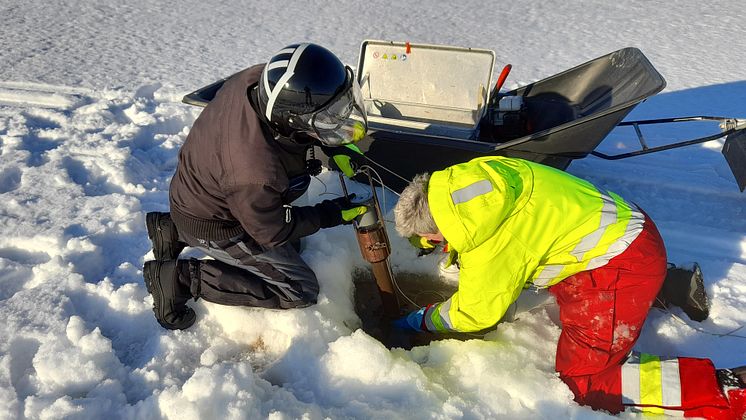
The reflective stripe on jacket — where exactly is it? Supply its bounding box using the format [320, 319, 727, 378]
[424, 157, 645, 332]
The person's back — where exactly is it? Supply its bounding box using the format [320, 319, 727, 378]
[144, 43, 369, 331]
[393, 156, 745, 417]
[170, 65, 265, 236]
[423, 156, 648, 328]
[472, 157, 644, 287]
[169, 64, 311, 244]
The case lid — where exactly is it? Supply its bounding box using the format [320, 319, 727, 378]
[356, 40, 495, 128]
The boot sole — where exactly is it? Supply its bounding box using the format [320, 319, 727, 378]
[686, 265, 709, 321]
[144, 262, 196, 330]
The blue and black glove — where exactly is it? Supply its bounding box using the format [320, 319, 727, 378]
[393, 305, 433, 333]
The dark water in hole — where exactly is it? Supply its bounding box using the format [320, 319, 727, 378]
[352, 267, 486, 349]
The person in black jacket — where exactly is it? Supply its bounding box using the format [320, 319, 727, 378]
[144, 43, 368, 330]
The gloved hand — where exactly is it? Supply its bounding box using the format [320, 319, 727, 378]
[341, 206, 368, 222]
[442, 248, 458, 268]
[316, 193, 368, 228]
[408, 235, 438, 257]
[305, 158, 322, 176]
[392, 306, 428, 332]
[332, 154, 356, 178]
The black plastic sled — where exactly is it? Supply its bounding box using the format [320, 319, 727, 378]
[182, 42, 746, 193]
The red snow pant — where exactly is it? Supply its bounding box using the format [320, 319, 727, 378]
[549, 215, 736, 417]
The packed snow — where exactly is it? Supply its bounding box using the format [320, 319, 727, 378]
[1, 1, 745, 419]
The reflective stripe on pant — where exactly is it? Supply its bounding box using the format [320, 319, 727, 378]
[549, 215, 729, 415]
[620, 353, 730, 417]
[180, 230, 319, 309]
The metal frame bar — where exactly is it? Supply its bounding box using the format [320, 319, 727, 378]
[591, 116, 746, 160]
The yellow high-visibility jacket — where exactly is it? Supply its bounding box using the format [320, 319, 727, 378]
[422, 157, 645, 333]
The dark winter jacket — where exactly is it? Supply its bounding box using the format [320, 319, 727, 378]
[169, 64, 325, 247]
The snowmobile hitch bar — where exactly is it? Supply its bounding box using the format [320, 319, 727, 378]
[591, 115, 746, 192]
[590, 116, 746, 160]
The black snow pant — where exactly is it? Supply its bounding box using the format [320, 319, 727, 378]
[177, 230, 319, 309]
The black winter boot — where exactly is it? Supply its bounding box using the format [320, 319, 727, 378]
[143, 260, 196, 330]
[655, 263, 710, 322]
[146, 212, 186, 261]
[717, 366, 746, 390]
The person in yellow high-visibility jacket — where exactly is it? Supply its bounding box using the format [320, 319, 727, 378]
[393, 156, 746, 417]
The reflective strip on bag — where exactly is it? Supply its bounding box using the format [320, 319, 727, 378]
[621, 352, 682, 412]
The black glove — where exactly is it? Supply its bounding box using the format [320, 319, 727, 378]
[316, 194, 363, 228]
[305, 158, 322, 176]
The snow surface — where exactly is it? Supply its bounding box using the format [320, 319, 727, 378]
[1, 1, 746, 419]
